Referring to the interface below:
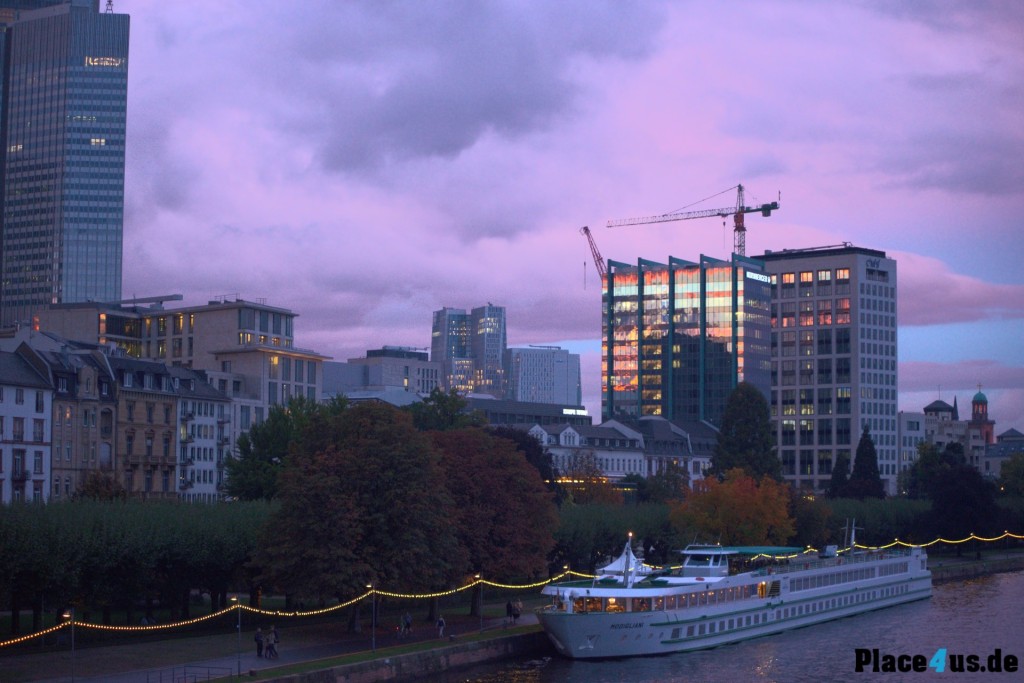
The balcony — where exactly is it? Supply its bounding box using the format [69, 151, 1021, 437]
[217, 415, 231, 424]
[11, 469, 30, 482]
[180, 435, 194, 444]
[180, 412, 195, 422]
[179, 480, 193, 491]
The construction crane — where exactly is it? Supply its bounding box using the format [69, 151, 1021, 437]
[605, 184, 780, 257]
[580, 225, 607, 279]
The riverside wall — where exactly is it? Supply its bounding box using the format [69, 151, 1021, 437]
[929, 553, 1024, 584]
[262, 630, 552, 683]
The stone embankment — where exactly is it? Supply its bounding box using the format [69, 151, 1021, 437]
[929, 552, 1024, 584]
[260, 630, 551, 682]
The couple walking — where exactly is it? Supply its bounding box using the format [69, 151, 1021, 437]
[255, 625, 280, 659]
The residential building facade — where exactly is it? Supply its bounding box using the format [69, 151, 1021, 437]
[0, 346, 52, 502]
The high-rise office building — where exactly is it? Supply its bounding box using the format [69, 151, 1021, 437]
[0, 0, 130, 327]
[601, 254, 771, 427]
[430, 303, 507, 396]
[505, 346, 582, 406]
[755, 245, 898, 494]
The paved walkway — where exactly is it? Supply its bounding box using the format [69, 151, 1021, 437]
[29, 613, 540, 683]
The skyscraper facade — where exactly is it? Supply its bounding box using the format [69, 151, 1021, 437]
[601, 254, 771, 427]
[0, 0, 129, 327]
[430, 303, 507, 396]
[755, 245, 898, 494]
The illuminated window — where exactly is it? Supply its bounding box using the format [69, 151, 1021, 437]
[90, 138, 106, 146]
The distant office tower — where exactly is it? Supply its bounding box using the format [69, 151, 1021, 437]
[602, 254, 771, 427]
[0, 1, 130, 327]
[430, 303, 507, 396]
[755, 245, 898, 494]
[470, 303, 506, 396]
[506, 346, 582, 406]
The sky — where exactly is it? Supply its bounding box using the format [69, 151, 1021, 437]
[117, 0, 1024, 433]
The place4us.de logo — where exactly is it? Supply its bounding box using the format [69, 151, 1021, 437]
[856, 648, 1019, 674]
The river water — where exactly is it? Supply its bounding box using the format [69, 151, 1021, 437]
[437, 571, 1024, 682]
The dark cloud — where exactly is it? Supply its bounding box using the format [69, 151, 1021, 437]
[263, 1, 665, 172]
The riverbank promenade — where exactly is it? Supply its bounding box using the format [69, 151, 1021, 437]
[8, 610, 542, 683]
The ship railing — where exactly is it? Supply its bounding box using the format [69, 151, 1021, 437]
[750, 547, 911, 576]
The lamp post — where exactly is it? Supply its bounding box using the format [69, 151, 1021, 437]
[230, 595, 240, 677]
[366, 583, 375, 652]
[475, 574, 484, 632]
[62, 608, 75, 682]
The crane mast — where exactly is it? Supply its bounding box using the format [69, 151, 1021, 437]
[605, 184, 780, 257]
[580, 225, 607, 278]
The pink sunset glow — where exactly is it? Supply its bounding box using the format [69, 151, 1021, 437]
[118, 1, 1024, 431]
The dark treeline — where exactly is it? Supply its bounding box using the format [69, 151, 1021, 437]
[0, 500, 271, 634]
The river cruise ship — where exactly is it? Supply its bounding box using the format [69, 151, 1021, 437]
[537, 535, 932, 659]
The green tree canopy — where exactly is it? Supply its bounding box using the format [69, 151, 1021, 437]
[845, 426, 885, 499]
[256, 401, 461, 601]
[405, 388, 486, 431]
[711, 382, 779, 480]
[900, 441, 965, 499]
[1000, 452, 1024, 498]
[827, 452, 850, 499]
[224, 396, 346, 501]
[487, 425, 565, 504]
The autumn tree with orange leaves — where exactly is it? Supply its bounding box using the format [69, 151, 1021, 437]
[669, 468, 794, 545]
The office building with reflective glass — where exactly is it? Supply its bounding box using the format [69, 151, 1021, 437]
[755, 245, 898, 494]
[430, 303, 507, 397]
[601, 254, 771, 427]
[0, 0, 129, 327]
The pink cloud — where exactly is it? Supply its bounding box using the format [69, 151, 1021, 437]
[894, 251, 1024, 326]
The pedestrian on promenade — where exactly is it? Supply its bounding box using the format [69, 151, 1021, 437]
[402, 612, 413, 638]
[506, 600, 513, 625]
[254, 627, 264, 657]
[512, 598, 522, 624]
[436, 615, 446, 638]
[266, 625, 279, 659]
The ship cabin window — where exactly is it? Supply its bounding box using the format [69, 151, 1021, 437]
[631, 598, 651, 612]
[654, 597, 665, 611]
[605, 597, 625, 613]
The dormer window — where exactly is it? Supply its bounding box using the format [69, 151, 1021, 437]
[123, 372, 133, 388]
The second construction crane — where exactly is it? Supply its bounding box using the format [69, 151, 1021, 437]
[606, 184, 780, 257]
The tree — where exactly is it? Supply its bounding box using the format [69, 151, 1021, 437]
[827, 452, 850, 499]
[928, 462, 998, 556]
[900, 442, 965, 500]
[845, 426, 885, 499]
[74, 471, 127, 501]
[669, 468, 794, 545]
[487, 425, 565, 504]
[256, 402, 461, 603]
[561, 450, 623, 505]
[405, 388, 486, 432]
[711, 382, 779, 480]
[432, 428, 558, 580]
[791, 493, 832, 548]
[1000, 452, 1024, 498]
[224, 396, 345, 501]
[641, 462, 690, 503]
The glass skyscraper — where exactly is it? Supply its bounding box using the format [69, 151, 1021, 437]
[0, 0, 129, 327]
[601, 253, 771, 426]
[430, 303, 508, 396]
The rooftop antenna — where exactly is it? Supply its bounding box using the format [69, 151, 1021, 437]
[106, 0, 113, 13]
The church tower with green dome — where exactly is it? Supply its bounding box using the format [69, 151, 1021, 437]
[970, 387, 995, 445]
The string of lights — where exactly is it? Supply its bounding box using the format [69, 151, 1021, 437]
[2, 530, 1022, 649]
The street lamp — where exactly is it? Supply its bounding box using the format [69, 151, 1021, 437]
[62, 608, 75, 682]
[230, 595, 241, 677]
[366, 583, 376, 652]
[475, 574, 483, 632]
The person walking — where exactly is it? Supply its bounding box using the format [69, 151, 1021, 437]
[512, 598, 523, 624]
[436, 614, 446, 638]
[254, 627, 264, 657]
[402, 611, 413, 638]
[506, 600, 513, 625]
[265, 625, 279, 659]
